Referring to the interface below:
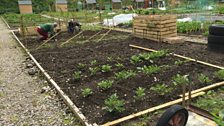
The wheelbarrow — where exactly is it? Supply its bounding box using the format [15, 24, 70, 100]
[156, 81, 219, 126]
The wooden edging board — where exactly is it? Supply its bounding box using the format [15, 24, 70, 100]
[1, 17, 94, 126]
[1, 16, 11, 29]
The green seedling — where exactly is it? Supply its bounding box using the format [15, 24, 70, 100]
[73, 71, 81, 80]
[77, 63, 86, 69]
[101, 64, 112, 72]
[172, 74, 189, 86]
[104, 93, 125, 113]
[89, 67, 100, 75]
[81, 88, 93, 97]
[115, 70, 136, 80]
[134, 87, 146, 100]
[138, 65, 161, 75]
[115, 63, 124, 69]
[215, 70, 224, 80]
[150, 84, 172, 96]
[198, 74, 211, 83]
[90, 60, 97, 65]
[97, 80, 114, 90]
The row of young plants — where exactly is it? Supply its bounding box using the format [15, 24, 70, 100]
[81, 69, 224, 113]
[177, 21, 224, 36]
[73, 50, 169, 81]
[72, 50, 224, 113]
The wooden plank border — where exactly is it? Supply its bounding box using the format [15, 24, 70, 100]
[1, 16, 11, 29]
[1, 17, 95, 126]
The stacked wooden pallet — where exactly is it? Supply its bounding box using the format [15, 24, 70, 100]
[133, 15, 177, 42]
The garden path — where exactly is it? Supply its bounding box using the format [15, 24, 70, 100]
[0, 19, 81, 126]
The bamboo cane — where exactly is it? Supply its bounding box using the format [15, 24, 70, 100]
[60, 31, 83, 47]
[36, 31, 62, 50]
[102, 92, 205, 126]
[97, 29, 112, 43]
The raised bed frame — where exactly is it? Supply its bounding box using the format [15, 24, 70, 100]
[2, 16, 224, 126]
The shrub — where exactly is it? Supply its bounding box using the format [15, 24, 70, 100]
[198, 74, 211, 83]
[138, 65, 161, 75]
[81, 88, 93, 97]
[73, 71, 82, 80]
[134, 87, 146, 100]
[115, 70, 136, 80]
[150, 84, 172, 96]
[172, 74, 189, 86]
[215, 70, 224, 80]
[101, 64, 112, 72]
[104, 93, 125, 113]
[97, 80, 114, 90]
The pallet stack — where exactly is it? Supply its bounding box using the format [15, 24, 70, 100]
[133, 15, 177, 42]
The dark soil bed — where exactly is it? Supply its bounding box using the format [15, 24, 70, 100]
[17, 30, 223, 125]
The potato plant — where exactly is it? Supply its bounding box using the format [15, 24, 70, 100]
[81, 88, 93, 97]
[77, 63, 86, 69]
[198, 74, 211, 83]
[172, 74, 189, 86]
[89, 67, 100, 75]
[115, 63, 124, 69]
[130, 50, 168, 64]
[134, 87, 146, 100]
[104, 93, 125, 113]
[73, 71, 82, 80]
[150, 84, 172, 96]
[101, 64, 112, 73]
[97, 80, 114, 90]
[138, 65, 161, 75]
[90, 60, 97, 65]
[214, 70, 224, 80]
[115, 70, 136, 81]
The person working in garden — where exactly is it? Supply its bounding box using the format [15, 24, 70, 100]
[36, 22, 58, 41]
[67, 19, 81, 34]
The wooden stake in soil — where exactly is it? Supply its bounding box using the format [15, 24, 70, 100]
[36, 31, 62, 50]
[180, 81, 224, 97]
[87, 30, 102, 41]
[60, 31, 83, 47]
[97, 29, 112, 42]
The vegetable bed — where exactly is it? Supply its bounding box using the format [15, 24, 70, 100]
[17, 30, 224, 125]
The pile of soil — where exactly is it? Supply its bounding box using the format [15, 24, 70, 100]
[17, 30, 224, 124]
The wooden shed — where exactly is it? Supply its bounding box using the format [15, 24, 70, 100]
[111, 0, 122, 9]
[134, 0, 144, 8]
[85, 0, 97, 10]
[55, 0, 68, 12]
[18, 0, 33, 14]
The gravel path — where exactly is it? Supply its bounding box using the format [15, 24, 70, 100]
[0, 19, 82, 126]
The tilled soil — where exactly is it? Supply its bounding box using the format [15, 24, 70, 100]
[18, 30, 224, 124]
